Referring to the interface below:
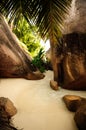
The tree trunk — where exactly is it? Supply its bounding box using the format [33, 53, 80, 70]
[50, 46, 58, 81]
[49, 37, 59, 82]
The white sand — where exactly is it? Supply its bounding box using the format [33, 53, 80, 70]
[0, 71, 86, 130]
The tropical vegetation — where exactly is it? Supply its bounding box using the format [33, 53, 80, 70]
[0, 0, 72, 79]
[32, 48, 46, 73]
[13, 14, 41, 56]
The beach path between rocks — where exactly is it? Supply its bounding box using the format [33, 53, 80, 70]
[0, 71, 86, 130]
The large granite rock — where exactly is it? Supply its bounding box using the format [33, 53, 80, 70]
[57, 0, 86, 90]
[63, 95, 86, 130]
[0, 14, 44, 80]
[63, 0, 86, 34]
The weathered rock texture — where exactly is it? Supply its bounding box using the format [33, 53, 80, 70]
[0, 97, 18, 130]
[55, 35, 86, 90]
[63, 95, 86, 112]
[0, 14, 44, 80]
[63, 0, 86, 34]
[0, 97, 17, 118]
[63, 95, 86, 130]
[55, 0, 86, 90]
[62, 74, 86, 90]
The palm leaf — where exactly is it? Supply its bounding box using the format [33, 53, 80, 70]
[0, 0, 32, 22]
[30, 0, 72, 40]
[0, 0, 72, 41]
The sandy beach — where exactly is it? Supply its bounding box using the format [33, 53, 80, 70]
[0, 71, 86, 130]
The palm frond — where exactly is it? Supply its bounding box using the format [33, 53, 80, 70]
[0, 0, 72, 41]
[0, 0, 32, 22]
[30, 0, 72, 40]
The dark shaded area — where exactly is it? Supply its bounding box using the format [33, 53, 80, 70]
[0, 106, 18, 130]
[63, 32, 86, 53]
[56, 32, 86, 90]
[74, 104, 86, 130]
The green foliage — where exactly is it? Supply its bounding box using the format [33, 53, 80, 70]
[0, 0, 72, 44]
[13, 15, 42, 56]
[32, 48, 46, 73]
